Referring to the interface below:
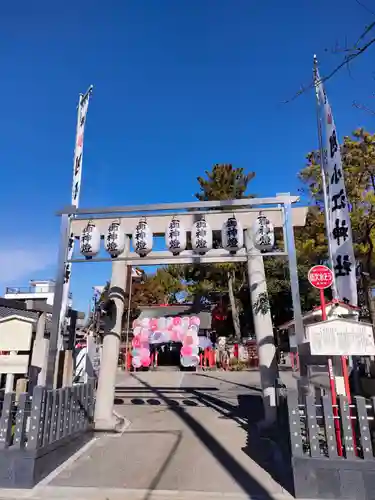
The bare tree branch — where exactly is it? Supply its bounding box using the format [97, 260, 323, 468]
[284, 21, 375, 103]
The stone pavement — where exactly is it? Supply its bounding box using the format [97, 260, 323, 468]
[1, 370, 296, 500]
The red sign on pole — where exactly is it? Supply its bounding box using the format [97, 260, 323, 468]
[308, 265, 333, 290]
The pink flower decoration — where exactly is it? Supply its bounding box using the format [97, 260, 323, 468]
[133, 326, 142, 337]
[132, 356, 142, 368]
[181, 345, 193, 356]
[140, 328, 150, 342]
[170, 330, 179, 341]
[132, 336, 141, 349]
[189, 316, 200, 327]
[173, 316, 182, 326]
[177, 329, 186, 342]
[141, 356, 151, 367]
[184, 335, 194, 346]
[139, 347, 150, 359]
[150, 319, 158, 331]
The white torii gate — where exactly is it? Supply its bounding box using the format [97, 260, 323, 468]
[47, 194, 308, 429]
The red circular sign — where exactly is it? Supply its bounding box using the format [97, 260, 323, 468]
[308, 265, 333, 289]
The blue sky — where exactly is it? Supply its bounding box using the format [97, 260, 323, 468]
[0, 0, 373, 313]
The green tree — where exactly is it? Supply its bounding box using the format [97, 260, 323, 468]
[195, 163, 255, 201]
[130, 268, 184, 319]
[97, 267, 184, 331]
[177, 163, 256, 340]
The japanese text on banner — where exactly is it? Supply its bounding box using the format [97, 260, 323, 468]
[315, 72, 357, 306]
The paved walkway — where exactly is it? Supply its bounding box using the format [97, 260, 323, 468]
[10, 370, 294, 500]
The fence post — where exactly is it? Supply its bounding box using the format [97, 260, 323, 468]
[49, 390, 59, 443]
[79, 384, 85, 430]
[0, 393, 15, 449]
[306, 395, 320, 458]
[339, 396, 356, 459]
[70, 385, 80, 432]
[68, 387, 75, 433]
[286, 390, 303, 457]
[27, 386, 46, 450]
[87, 380, 94, 423]
[42, 390, 53, 446]
[82, 384, 88, 430]
[65, 387, 72, 436]
[13, 393, 29, 449]
[356, 396, 373, 460]
[322, 394, 338, 458]
[57, 388, 66, 440]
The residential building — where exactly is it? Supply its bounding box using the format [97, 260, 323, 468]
[4, 279, 72, 308]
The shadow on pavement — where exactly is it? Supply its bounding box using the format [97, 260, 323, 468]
[197, 372, 263, 392]
[130, 373, 278, 500]
[190, 384, 294, 495]
[115, 386, 219, 392]
[139, 430, 183, 500]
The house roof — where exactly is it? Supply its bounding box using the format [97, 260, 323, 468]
[278, 300, 360, 331]
[0, 305, 39, 322]
[311, 300, 360, 312]
[0, 314, 37, 324]
[0, 300, 53, 333]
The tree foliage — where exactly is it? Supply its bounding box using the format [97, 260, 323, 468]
[131, 268, 184, 308]
[299, 128, 375, 281]
[195, 163, 255, 201]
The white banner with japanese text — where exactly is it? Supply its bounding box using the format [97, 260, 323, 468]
[315, 72, 357, 305]
[58, 88, 93, 348]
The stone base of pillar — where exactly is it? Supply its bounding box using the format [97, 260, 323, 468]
[94, 414, 128, 433]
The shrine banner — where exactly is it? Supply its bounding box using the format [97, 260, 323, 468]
[58, 87, 93, 349]
[71, 87, 93, 207]
[315, 69, 357, 305]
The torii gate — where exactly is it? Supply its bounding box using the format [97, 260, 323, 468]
[47, 194, 308, 429]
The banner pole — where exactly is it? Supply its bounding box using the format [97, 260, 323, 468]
[313, 56, 338, 300]
[51, 86, 93, 387]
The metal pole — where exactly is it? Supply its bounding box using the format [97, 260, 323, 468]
[124, 266, 133, 372]
[45, 214, 70, 389]
[313, 56, 338, 300]
[283, 201, 304, 344]
[283, 201, 310, 395]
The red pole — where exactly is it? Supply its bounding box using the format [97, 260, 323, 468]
[328, 357, 343, 456]
[341, 355, 357, 455]
[321, 288, 343, 456]
[341, 356, 351, 403]
[320, 288, 327, 321]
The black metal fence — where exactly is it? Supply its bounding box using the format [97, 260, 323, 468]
[0, 382, 94, 488]
[285, 389, 375, 499]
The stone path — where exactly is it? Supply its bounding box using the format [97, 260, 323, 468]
[0, 371, 295, 500]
